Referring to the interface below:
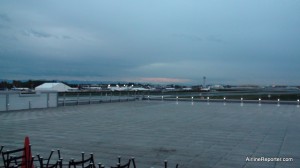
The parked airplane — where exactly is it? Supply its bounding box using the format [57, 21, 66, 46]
[130, 86, 150, 91]
[200, 87, 211, 92]
[82, 86, 102, 91]
[107, 85, 129, 91]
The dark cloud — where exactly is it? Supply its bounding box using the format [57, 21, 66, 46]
[206, 35, 224, 43]
[22, 29, 56, 38]
[0, 13, 11, 29]
[172, 33, 224, 44]
[0, 51, 142, 81]
[62, 35, 72, 40]
[0, 13, 10, 22]
[21, 29, 73, 40]
[172, 33, 203, 42]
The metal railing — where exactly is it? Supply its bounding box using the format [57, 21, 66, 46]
[1, 90, 300, 112]
[57, 91, 144, 106]
[0, 91, 58, 112]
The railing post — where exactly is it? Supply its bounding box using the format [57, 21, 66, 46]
[110, 91, 112, 102]
[56, 93, 59, 107]
[6, 93, 9, 111]
[63, 93, 66, 106]
[81, 152, 85, 168]
[47, 93, 50, 108]
[89, 93, 91, 104]
[77, 93, 79, 105]
[127, 91, 129, 101]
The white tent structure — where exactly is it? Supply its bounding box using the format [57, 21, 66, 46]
[35, 82, 72, 92]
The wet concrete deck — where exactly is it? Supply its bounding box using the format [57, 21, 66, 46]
[1, 101, 299, 168]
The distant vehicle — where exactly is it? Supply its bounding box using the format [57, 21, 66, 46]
[68, 88, 79, 91]
[11, 87, 30, 91]
[165, 87, 175, 91]
[263, 86, 300, 92]
[82, 86, 102, 91]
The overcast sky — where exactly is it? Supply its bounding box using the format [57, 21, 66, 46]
[1, 0, 300, 85]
